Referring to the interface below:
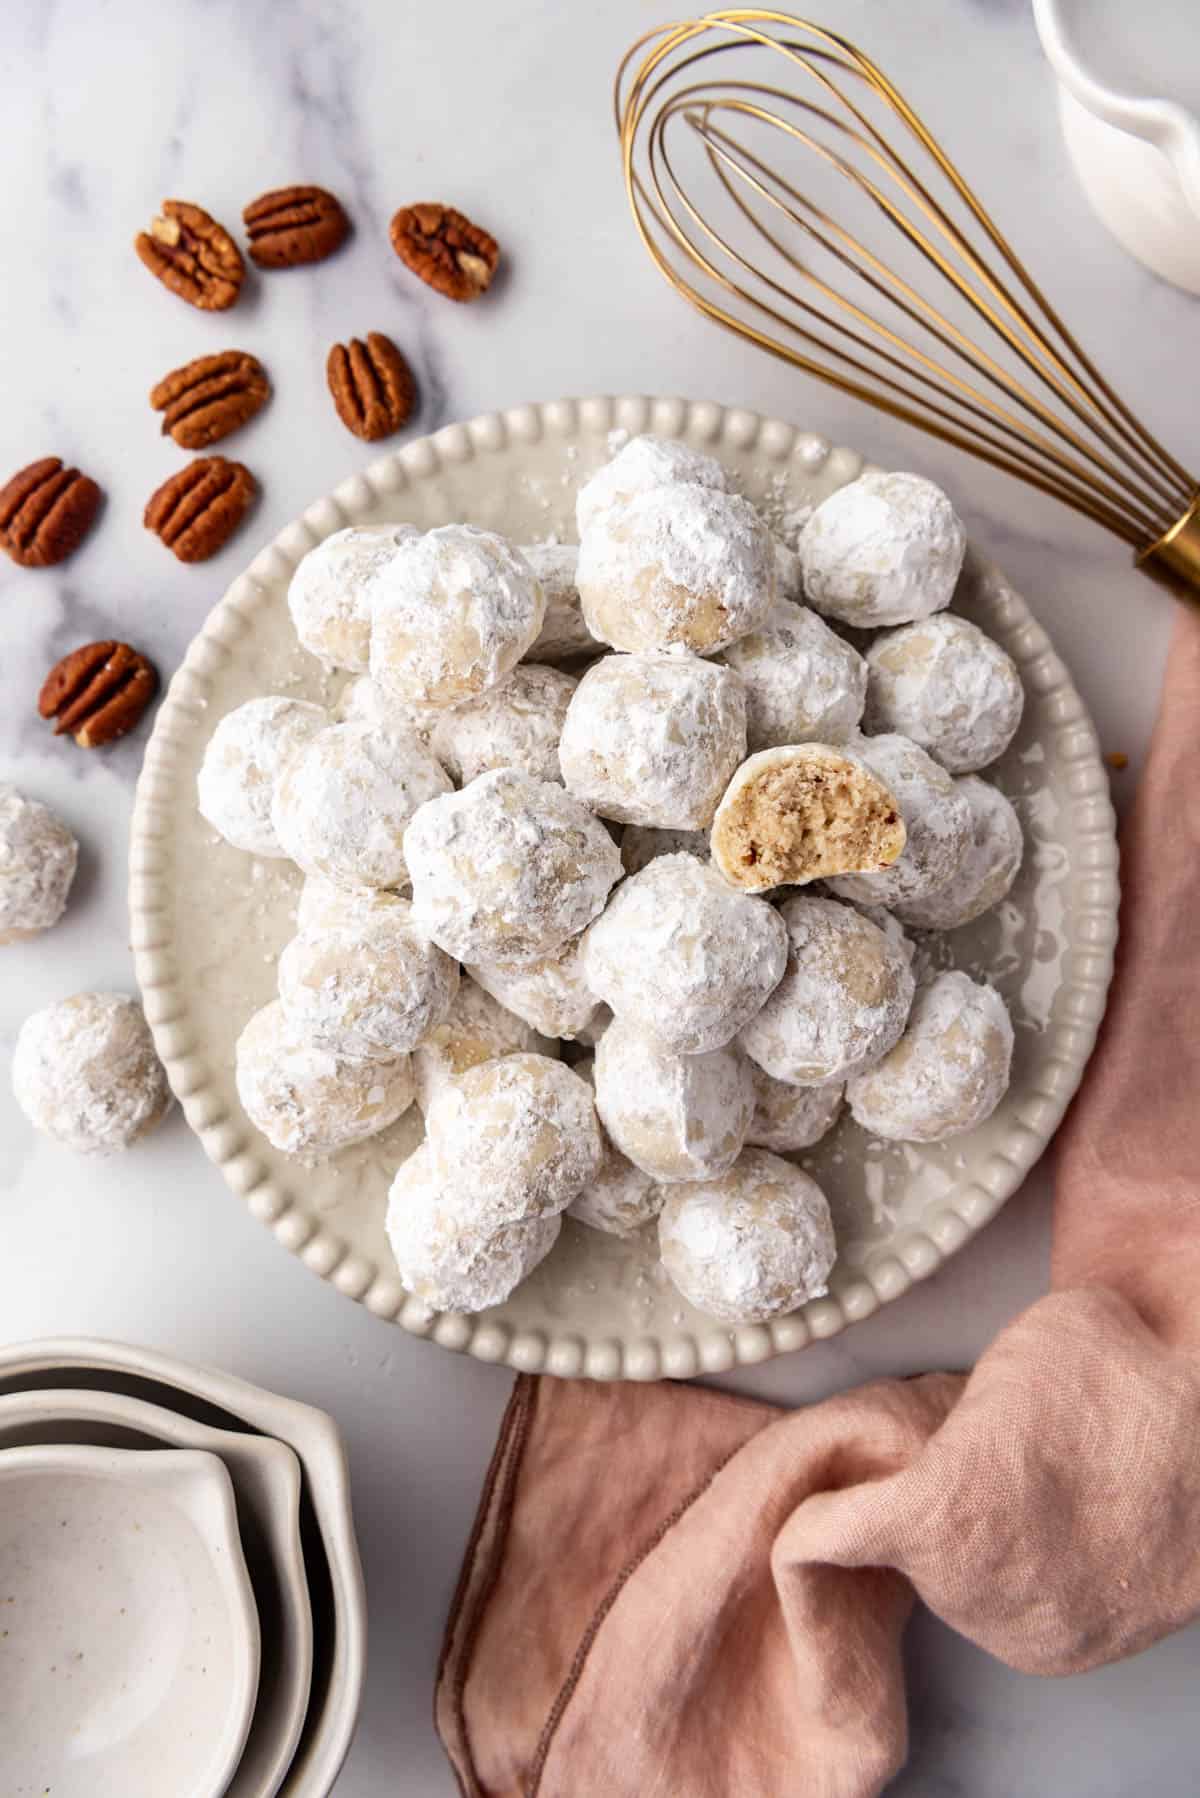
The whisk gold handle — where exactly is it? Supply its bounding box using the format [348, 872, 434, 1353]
[1138, 498, 1200, 601]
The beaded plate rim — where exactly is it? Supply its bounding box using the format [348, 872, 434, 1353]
[128, 394, 1120, 1382]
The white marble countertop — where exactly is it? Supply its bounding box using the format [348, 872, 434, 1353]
[1, 0, 1196, 1791]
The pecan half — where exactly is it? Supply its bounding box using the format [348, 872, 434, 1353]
[150, 350, 270, 449]
[144, 457, 257, 562]
[243, 185, 349, 268]
[0, 457, 102, 567]
[135, 199, 244, 310]
[389, 203, 499, 302]
[326, 332, 416, 440]
[39, 641, 158, 748]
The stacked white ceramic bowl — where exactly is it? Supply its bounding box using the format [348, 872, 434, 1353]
[0, 1337, 365, 1797]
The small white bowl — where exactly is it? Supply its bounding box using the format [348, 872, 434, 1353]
[0, 1339, 365, 1797]
[0, 1388, 312, 1798]
[0, 1443, 260, 1798]
[1035, 0, 1200, 292]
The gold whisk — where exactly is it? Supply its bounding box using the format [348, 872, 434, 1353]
[614, 10, 1200, 598]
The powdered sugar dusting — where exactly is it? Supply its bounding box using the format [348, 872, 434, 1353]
[658, 1149, 836, 1324]
[582, 853, 788, 1055]
[593, 1016, 753, 1183]
[865, 614, 1025, 774]
[0, 783, 78, 943]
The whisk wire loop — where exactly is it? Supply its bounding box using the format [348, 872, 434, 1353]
[615, 10, 1199, 580]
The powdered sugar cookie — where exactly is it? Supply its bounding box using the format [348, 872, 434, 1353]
[0, 784, 78, 944]
[431, 663, 576, 786]
[581, 853, 788, 1055]
[386, 1143, 561, 1312]
[593, 1015, 753, 1184]
[467, 934, 599, 1041]
[722, 601, 867, 751]
[576, 483, 775, 656]
[411, 977, 553, 1114]
[846, 970, 1013, 1142]
[565, 1055, 662, 1237]
[799, 472, 965, 627]
[271, 719, 450, 890]
[895, 777, 1023, 930]
[289, 523, 416, 671]
[198, 696, 327, 858]
[658, 1149, 836, 1324]
[559, 652, 747, 828]
[405, 767, 622, 965]
[521, 544, 600, 662]
[737, 895, 914, 1087]
[864, 614, 1024, 773]
[825, 733, 972, 908]
[236, 999, 414, 1156]
[425, 1052, 603, 1224]
[369, 524, 545, 708]
[745, 1067, 844, 1153]
[12, 992, 170, 1156]
[574, 432, 728, 535]
[277, 893, 459, 1060]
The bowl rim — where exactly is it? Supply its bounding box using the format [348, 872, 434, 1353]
[0, 1385, 312, 1798]
[0, 1336, 365, 1796]
[127, 393, 1121, 1381]
[0, 1440, 260, 1798]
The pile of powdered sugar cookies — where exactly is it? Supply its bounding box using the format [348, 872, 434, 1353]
[198, 433, 1025, 1329]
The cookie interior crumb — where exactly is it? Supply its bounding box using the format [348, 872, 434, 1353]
[712, 748, 906, 891]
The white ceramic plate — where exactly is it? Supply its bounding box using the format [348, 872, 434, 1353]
[0, 1443, 259, 1798]
[0, 1338, 364, 1798]
[129, 396, 1119, 1381]
[0, 1388, 312, 1798]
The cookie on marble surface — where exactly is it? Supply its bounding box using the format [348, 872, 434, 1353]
[0, 784, 78, 945]
[12, 992, 171, 1156]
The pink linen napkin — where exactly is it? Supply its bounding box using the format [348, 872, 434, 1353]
[436, 604, 1200, 1798]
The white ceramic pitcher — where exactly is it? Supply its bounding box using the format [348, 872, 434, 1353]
[1034, 0, 1200, 294]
